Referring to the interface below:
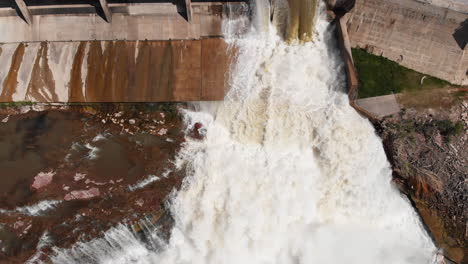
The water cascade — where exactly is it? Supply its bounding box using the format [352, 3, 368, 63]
[286, 0, 320, 42]
[51, 1, 437, 263]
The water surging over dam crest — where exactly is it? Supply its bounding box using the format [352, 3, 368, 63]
[51, 1, 436, 263]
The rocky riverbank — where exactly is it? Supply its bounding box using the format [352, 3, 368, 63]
[375, 101, 467, 263]
[0, 103, 204, 263]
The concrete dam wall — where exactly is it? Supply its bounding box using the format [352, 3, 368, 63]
[347, 0, 468, 86]
[0, 38, 234, 102]
[0, 2, 248, 43]
[0, 1, 247, 102]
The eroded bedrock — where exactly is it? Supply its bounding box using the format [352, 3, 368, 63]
[0, 103, 201, 263]
[0, 38, 234, 103]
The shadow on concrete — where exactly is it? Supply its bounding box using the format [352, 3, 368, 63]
[21, 0, 180, 22]
[453, 18, 468, 50]
[333, 0, 356, 17]
[12, 4, 30, 24]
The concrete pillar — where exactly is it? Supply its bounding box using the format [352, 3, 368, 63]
[185, 0, 192, 22]
[14, 0, 32, 25]
[99, 0, 112, 23]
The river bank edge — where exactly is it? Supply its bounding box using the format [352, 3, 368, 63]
[332, 2, 467, 263]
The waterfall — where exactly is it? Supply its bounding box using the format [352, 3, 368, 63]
[51, 1, 436, 263]
[286, 0, 320, 42]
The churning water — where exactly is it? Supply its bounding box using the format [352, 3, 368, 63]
[51, 1, 436, 263]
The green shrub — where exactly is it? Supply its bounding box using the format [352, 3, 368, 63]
[436, 120, 464, 137]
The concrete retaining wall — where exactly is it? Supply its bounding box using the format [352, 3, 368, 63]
[347, 0, 468, 86]
[0, 38, 234, 102]
[333, 11, 382, 121]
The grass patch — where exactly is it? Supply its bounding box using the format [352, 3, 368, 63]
[0, 101, 35, 108]
[352, 48, 453, 99]
[436, 120, 464, 138]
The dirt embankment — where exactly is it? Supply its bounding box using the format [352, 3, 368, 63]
[377, 102, 467, 263]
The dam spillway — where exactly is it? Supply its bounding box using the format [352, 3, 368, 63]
[50, 1, 436, 263]
[286, 0, 320, 42]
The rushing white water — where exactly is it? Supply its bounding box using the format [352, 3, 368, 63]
[51, 1, 436, 263]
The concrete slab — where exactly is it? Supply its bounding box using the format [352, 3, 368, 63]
[355, 94, 401, 118]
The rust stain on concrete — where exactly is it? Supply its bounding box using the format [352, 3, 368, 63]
[27, 43, 59, 102]
[1, 44, 24, 102]
[0, 38, 234, 102]
[69, 42, 87, 102]
[171, 40, 202, 101]
[201, 38, 231, 100]
[134, 41, 174, 102]
[85, 41, 105, 102]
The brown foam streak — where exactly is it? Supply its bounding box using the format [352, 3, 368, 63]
[85, 42, 105, 102]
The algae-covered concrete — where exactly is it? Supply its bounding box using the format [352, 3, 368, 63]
[0, 39, 234, 102]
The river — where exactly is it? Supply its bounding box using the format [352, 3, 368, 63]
[51, 1, 436, 263]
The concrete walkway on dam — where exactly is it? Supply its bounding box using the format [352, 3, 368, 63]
[0, 38, 234, 102]
[355, 94, 401, 118]
[0, 1, 248, 43]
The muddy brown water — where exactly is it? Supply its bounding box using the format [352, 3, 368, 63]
[0, 105, 188, 263]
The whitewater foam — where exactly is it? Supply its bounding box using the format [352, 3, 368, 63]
[51, 1, 436, 263]
[128, 170, 171, 192]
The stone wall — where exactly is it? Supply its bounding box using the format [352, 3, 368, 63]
[0, 38, 234, 102]
[347, 0, 468, 85]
